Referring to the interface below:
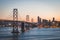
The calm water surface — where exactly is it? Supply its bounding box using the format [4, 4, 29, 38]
[0, 27, 60, 40]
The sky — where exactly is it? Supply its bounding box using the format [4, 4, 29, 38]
[0, 0, 60, 22]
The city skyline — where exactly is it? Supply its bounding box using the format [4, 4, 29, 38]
[0, 0, 60, 22]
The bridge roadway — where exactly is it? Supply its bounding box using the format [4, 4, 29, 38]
[0, 20, 37, 27]
[0, 27, 60, 40]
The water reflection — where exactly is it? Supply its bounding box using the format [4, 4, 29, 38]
[12, 33, 19, 40]
[0, 27, 60, 40]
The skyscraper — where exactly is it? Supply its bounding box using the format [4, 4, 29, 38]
[26, 15, 29, 22]
[52, 17, 55, 22]
[37, 16, 41, 24]
[37, 16, 40, 23]
[31, 18, 33, 22]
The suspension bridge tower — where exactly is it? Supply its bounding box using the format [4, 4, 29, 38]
[12, 8, 19, 33]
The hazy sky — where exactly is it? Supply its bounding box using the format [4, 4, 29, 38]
[0, 0, 60, 22]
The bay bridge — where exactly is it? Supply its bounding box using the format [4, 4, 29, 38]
[0, 8, 37, 33]
[0, 8, 60, 33]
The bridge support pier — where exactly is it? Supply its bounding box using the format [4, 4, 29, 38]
[21, 22, 25, 32]
[12, 24, 19, 33]
[12, 8, 19, 33]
